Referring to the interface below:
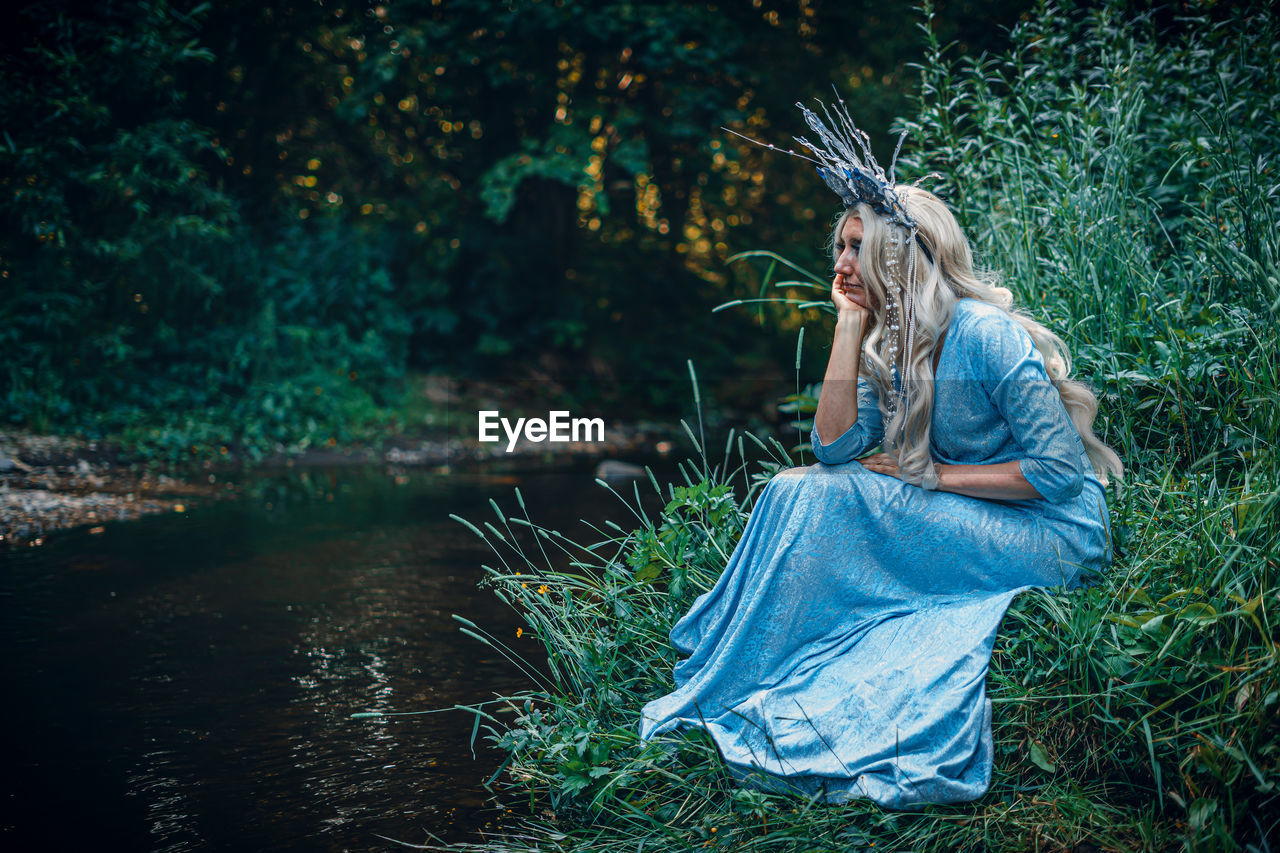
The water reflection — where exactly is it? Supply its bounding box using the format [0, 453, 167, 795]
[0, 461, 663, 851]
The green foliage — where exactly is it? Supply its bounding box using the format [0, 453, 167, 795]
[3, 0, 1040, 450]
[989, 471, 1279, 851]
[453, 421, 793, 822]
[3, 208, 411, 465]
[0, 2, 413, 464]
[1, 1, 234, 435]
[628, 481, 744, 599]
[897, 0, 1280, 473]
[777, 381, 822, 453]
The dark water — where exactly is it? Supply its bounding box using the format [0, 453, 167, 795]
[0, 461, 655, 852]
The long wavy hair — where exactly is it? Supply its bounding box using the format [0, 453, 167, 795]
[833, 185, 1124, 487]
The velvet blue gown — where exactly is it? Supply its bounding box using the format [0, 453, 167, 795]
[638, 297, 1112, 808]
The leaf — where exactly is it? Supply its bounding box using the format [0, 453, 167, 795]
[1234, 594, 1263, 616]
[1124, 586, 1156, 607]
[1139, 612, 1170, 636]
[1103, 651, 1135, 677]
[1157, 588, 1192, 605]
[558, 773, 592, 794]
[1028, 739, 1056, 773]
[469, 708, 481, 760]
[634, 561, 664, 583]
[1188, 797, 1219, 830]
[1176, 602, 1219, 625]
[1104, 613, 1143, 629]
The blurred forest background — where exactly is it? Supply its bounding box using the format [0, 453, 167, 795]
[1, 0, 1034, 466]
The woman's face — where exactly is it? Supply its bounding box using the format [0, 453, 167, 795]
[834, 216, 870, 310]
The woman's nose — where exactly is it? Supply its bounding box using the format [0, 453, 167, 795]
[835, 249, 854, 274]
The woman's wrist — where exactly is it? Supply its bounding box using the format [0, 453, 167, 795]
[835, 310, 866, 331]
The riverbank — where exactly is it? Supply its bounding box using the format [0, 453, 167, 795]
[3, 365, 755, 547]
[0, 431, 222, 546]
[0, 418, 677, 547]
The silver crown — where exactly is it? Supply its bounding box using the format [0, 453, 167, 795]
[724, 95, 922, 228]
[794, 100, 917, 229]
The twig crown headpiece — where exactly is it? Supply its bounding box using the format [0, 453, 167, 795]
[794, 101, 917, 230]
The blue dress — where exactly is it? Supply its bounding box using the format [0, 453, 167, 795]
[638, 297, 1111, 808]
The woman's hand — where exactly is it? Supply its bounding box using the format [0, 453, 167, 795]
[858, 452, 900, 479]
[832, 273, 872, 323]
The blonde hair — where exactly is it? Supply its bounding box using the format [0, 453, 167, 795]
[831, 185, 1124, 486]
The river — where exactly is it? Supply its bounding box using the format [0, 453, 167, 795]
[1, 460, 663, 851]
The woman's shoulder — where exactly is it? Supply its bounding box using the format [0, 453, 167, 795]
[952, 298, 1028, 341]
[949, 298, 1036, 371]
[953, 296, 1009, 325]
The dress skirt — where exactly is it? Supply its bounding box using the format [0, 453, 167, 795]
[637, 459, 1110, 808]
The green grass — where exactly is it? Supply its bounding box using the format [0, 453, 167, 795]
[441, 1, 1280, 850]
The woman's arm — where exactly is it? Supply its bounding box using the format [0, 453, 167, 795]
[857, 307, 1084, 501]
[934, 460, 1044, 501]
[810, 274, 886, 464]
[859, 454, 1046, 501]
[869, 308, 1084, 502]
[813, 308, 867, 442]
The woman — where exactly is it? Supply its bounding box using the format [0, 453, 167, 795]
[637, 102, 1123, 808]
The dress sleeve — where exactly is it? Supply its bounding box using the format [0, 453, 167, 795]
[971, 311, 1087, 502]
[810, 377, 885, 465]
